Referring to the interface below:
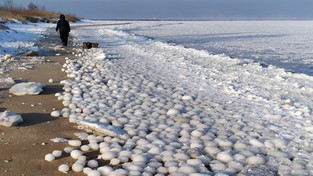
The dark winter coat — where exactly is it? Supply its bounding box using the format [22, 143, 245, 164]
[56, 15, 71, 33]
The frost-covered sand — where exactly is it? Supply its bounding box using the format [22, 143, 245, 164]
[1, 20, 313, 176]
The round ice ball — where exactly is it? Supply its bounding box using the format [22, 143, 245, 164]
[100, 151, 117, 160]
[50, 110, 60, 117]
[83, 167, 92, 174]
[110, 158, 120, 165]
[205, 146, 221, 156]
[249, 139, 264, 147]
[48, 78, 54, 83]
[68, 140, 82, 147]
[182, 95, 193, 101]
[87, 170, 101, 176]
[167, 108, 180, 116]
[72, 163, 84, 172]
[216, 151, 234, 163]
[44, 153, 55, 161]
[272, 138, 287, 149]
[89, 143, 99, 150]
[81, 145, 91, 152]
[58, 164, 70, 173]
[64, 147, 74, 153]
[210, 162, 227, 172]
[52, 150, 62, 157]
[174, 153, 190, 161]
[97, 166, 113, 175]
[246, 156, 266, 165]
[178, 164, 200, 174]
[71, 150, 83, 159]
[88, 160, 99, 168]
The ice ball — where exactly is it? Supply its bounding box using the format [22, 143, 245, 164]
[72, 163, 84, 172]
[44, 153, 55, 161]
[52, 150, 62, 157]
[68, 140, 82, 147]
[50, 110, 60, 117]
[87, 170, 101, 176]
[58, 164, 70, 173]
[87, 160, 99, 168]
[71, 150, 83, 159]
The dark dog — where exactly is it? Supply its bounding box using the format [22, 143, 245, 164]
[83, 42, 99, 49]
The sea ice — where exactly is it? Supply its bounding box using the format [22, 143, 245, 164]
[9, 82, 46, 96]
[0, 111, 23, 127]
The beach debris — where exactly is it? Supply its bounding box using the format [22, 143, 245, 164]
[48, 78, 54, 83]
[9, 82, 46, 96]
[0, 111, 23, 127]
[19, 50, 38, 57]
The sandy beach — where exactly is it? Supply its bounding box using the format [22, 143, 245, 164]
[0, 29, 84, 176]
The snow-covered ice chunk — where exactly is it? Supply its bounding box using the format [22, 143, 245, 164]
[0, 111, 23, 127]
[0, 77, 15, 84]
[9, 82, 46, 96]
[78, 120, 128, 138]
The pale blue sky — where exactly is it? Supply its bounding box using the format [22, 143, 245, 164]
[3, 0, 313, 19]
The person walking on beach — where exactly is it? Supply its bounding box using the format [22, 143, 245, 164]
[56, 14, 71, 46]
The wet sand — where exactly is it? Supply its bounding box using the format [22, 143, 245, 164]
[0, 30, 84, 176]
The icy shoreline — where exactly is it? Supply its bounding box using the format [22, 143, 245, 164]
[1, 21, 313, 175]
[45, 21, 313, 175]
[51, 45, 313, 175]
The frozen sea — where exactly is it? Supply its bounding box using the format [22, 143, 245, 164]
[122, 21, 313, 76]
[2, 20, 313, 175]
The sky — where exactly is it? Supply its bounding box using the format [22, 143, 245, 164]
[3, 0, 313, 20]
